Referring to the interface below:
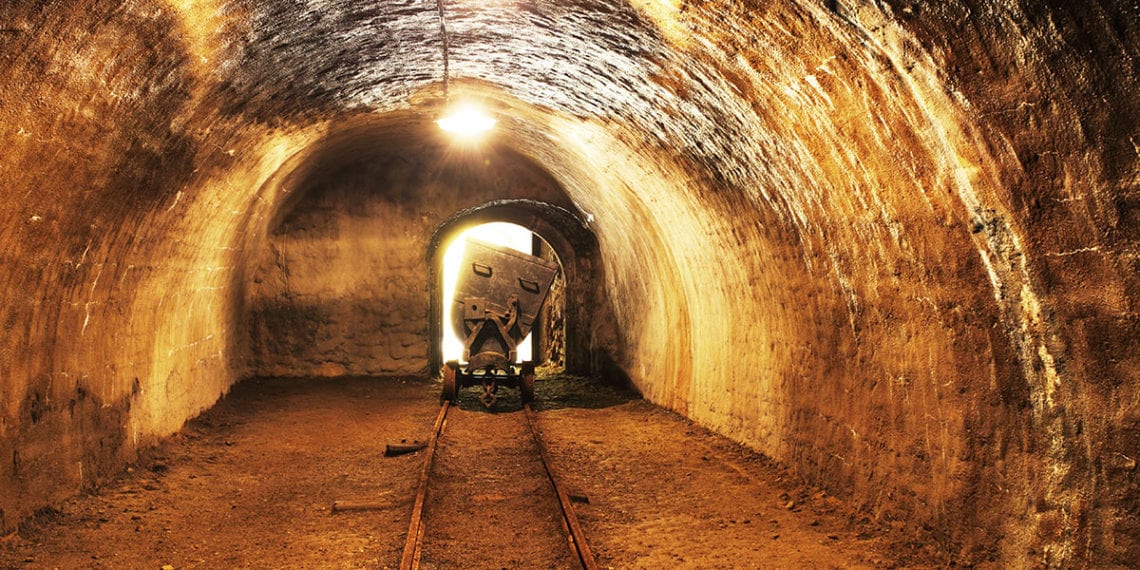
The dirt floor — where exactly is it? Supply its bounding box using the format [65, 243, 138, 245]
[1, 375, 944, 569]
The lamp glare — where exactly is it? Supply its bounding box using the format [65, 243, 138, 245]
[437, 106, 496, 138]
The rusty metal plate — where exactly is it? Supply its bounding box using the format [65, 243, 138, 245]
[450, 239, 560, 342]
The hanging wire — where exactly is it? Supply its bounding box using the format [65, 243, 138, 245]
[436, 0, 450, 100]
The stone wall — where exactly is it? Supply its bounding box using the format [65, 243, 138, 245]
[535, 239, 568, 370]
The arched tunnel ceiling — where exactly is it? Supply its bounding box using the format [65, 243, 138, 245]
[259, 112, 580, 233]
[0, 0, 1137, 566]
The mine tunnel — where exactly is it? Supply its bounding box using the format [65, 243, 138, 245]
[1, 0, 1138, 567]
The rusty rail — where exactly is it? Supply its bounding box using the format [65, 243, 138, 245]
[399, 401, 596, 570]
[524, 403, 599, 570]
[399, 400, 450, 570]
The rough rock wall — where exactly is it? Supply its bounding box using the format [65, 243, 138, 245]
[0, 0, 316, 533]
[890, 2, 1140, 563]
[0, 0, 1135, 566]
[248, 189, 432, 378]
[535, 240, 568, 370]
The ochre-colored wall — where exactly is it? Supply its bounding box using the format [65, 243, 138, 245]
[0, 1, 1135, 565]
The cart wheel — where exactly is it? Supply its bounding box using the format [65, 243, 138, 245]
[520, 373, 535, 404]
[442, 364, 458, 402]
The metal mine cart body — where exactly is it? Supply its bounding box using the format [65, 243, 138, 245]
[442, 239, 560, 406]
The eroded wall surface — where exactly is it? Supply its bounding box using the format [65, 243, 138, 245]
[0, 0, 1136, 565]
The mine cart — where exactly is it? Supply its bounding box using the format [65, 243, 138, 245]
[442, 239, 560, 407]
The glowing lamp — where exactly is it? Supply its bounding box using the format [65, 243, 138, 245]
[437, 105, 496, 139]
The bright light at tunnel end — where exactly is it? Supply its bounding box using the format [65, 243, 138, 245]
[441, 223, 535, 364]
[437, 104, 496, 139]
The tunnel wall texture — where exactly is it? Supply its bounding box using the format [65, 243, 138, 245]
[0, 0, 1136, 566]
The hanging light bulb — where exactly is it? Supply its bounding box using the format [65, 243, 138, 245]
[432, 0, 496, 140]
[437, 104, 496, 139]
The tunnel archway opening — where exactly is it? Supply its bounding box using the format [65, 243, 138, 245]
[427, 200, 602, 379]
[438, 221, 566, 371]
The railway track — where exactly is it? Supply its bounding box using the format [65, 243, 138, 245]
[399, 401, 597, 570]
